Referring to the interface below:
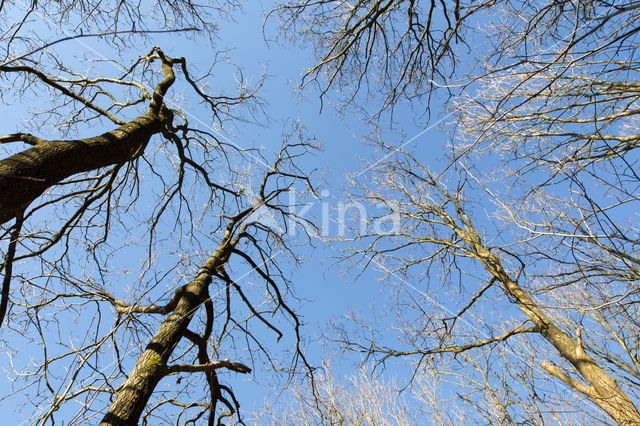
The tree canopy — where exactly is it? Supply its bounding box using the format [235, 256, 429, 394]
[1, 0, 640, 424]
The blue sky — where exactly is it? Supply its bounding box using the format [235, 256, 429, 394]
[204, 2, 446, 415]
[2, 0, 592, 423]
[0, 1, 456, 422]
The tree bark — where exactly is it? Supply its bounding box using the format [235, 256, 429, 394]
[99, 225, 237, 425]
[458, 222, 640, 425]
[99, 273, 209, 425]
[0, 112, 161, 225]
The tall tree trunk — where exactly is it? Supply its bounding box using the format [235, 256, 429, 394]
[459, 221, 640, 424]
[0, 47, 176, 226]
[99, 225, 237, 425]
[0, 112, 161, 225]
[99, 272, 210, 425]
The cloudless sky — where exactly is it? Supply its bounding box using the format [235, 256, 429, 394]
[0, 1, 456, 422]
[0, 2, 630, 423]
[205, 1, 444, 415]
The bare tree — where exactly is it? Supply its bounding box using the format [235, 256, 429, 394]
[0, 2, 318, 424]
[257, 360, 462, 425]
[274, 0, 640, 423]
[5, 0, 640, 423]
[341, 145, 639, 423]
[273, 0, 494, 115]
